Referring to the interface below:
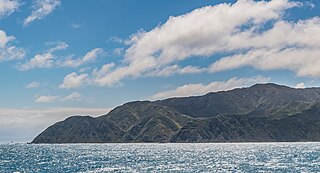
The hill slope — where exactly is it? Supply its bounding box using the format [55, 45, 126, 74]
[32, 83, 320, 143]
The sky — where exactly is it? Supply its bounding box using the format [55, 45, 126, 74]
[0, 0, 320, 142]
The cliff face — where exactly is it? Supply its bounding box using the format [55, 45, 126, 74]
[32, 83, 320, 143]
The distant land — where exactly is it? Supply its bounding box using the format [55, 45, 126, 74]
[32, 83, 320, 143]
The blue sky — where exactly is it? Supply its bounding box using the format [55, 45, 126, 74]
[0, 0, 320, 142]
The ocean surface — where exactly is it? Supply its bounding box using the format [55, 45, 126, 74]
[0, 143, 320, 172]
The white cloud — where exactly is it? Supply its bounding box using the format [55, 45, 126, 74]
[26, 82, 40, 88]
[113, 48, 124, 56]
[92, 0, 299, 87]
[209, 17, 320, 77]
[59, 63, 116, 89]
[0, 30, 25, 62]
[60, 48, 105, 68]
[18, 41, 103, 70]
[59, 72, 89, 89]
[0, 0, 20, 18]
[18, 41, 67, 70]
[19, 53, 55, 70]
[60, 92, 81, 102]
[305, 2, 315, 9]
[108, 37, 124, 44]
[0, 30, 14, 47]
[47, 41, 68, 53]
[60, 0, 320, 88]
[35, 95, 60, 103]
[71, 22, 84, 29]
[151, 76, 270, 100]
[23, 0, 61, 26]
[79, 67, 91, 73]
[149, 65, 206, 77]
[0, 107, 109, 142]
[294, 82, 306, 89]
[35, 92, 84, 103]
[83, 48, 105, 62]
[92, 63, 115, 79]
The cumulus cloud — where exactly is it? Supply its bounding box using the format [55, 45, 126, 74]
[18, 41, 104, 70]
[59, 0, 320, 88]
[26, 81, 40, 88]
[35, 95, 59, 103]
[19, 53, 55, 70]
[23, 0, 61, 26]
[294, 82, 306, 89]
[108, 37, 124, 44]
[90, 0, 299, 87]
[0, 0, 20, 18]
[59, 63, 116, 89]
[60, 48, 105, 68]
[149, 65, 206, 77]
[59, 72, 89, 89]
[60, 92, 81, 101]
[209, 17, 320, 77]
[113, 48, 124, 56]
[92, 63, 115, 79]
[0, 30, 25, 62]
[34, 92, 84, 103]
[151, 76, 270, 100]
[0, 30, 14, 47]
[0, 107, 109, 142]
[47, 41, 68, 53]
[18, 41, 67, 70]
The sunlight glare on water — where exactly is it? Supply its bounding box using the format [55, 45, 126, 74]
[0, 143, 320, 172]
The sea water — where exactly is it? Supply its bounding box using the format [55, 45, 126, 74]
[0, 143, 320, 172]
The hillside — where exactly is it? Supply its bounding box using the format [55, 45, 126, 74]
[32, 83, 320, 143]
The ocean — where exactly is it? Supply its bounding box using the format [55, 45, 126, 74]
[0, 143, 319, 172]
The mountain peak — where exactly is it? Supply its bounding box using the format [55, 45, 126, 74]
[32, 83, 320, 143]
[249, 83, 292, 89]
